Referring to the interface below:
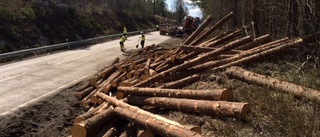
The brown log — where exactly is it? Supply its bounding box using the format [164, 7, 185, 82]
[71, 106, 115, 137]
[74, 102, 109, 124]
[144, 58, 151, 72]
[135, 41, 244, 87]
[76, 82, 90, 92]
[95, 79, 104, 88]
[127, 96, 250, 118]
[191, 37, 291, 71]
[98, 66, 117, 79]
[224, 66, 320, 102]
[201, 29, 245, 47]
[96, 92, 202, 134]
[182, 15, 213, 45]
[236, 34, 271, 50]
[214, 37, 304, 70]
[150, 59, 164, 68]
[81, 89, 98, 107]
[191, 12, 234, 45]
[116, 86, 233, 101]
[111, 72, 127, 88]
[94, 117, 119, 137]
[89, 76, 99, 86]
[159, 74, 201, 89]
[149, 69, 157, 76]
[136, 126, 154, 137]
[76, 86, 95, 99]
[113, 107, 202, 137]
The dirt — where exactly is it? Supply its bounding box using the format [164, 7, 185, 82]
[0, 37, 319, 137]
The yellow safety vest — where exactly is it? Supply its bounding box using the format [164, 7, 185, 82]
[120, 36, 126, 42]
[141, 34, 145, 41]
[123, 27, 127, 34]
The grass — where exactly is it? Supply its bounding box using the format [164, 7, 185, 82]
[177, 54, 320, 136]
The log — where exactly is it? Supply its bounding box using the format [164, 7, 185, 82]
[89, 76, 99, 86]
[144, 58, 151, 72]
[76, 82, 90, 92]
[135, 39, 245, 87]
[113, 107, 202, 137]
[224, 66, 320, 102]
[182, 15, 213, 45]
[71, 106, 115, 137]
[96, 92, 202, 134]
[111, 72, 127, 88]
[81, 89, 98, 107]
[116, 86, 233, 101]
[201, 29, 245, 47]
[74, 102, 109, 124]
[159, 74, 201, 89]
[76, 86, 95, 99]
[214, 37, 304, 70]
[98, 57, 119, 78]
[127, 96, 250, 118]
[149, 69, 157, 76]
[136, 126, 154, 137]
[191, 37, 290, 71]
[94, 117, 119, 137]
[191, 12, 234, 45]
[236, 34, 271, 50]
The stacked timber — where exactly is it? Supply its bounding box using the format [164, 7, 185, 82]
[71, 11, 320, 137]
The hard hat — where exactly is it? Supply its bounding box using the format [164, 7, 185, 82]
[140, 31, 143, 34]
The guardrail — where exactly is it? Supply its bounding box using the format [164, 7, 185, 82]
[0, 28, 156, 61]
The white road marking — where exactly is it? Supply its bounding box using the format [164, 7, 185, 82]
[0, 73, 26, 82]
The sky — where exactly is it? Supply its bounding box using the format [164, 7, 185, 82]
[165, 0, 203, 18]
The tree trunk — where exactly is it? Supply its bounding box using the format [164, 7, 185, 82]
[182, 15, 213, 45]
[76, 86, 95, 99]
[191, 37, 290, 71]
[215, 33, 320, 70]
[191, 12, 234, 45]
[96, 92, 201, 134]
[201, 29, 245, 47]
[71, 106, 115, 137]
[116, 86, 232, 101]
[111, 72, 127, 88]
[94, 117, 119, 137]
[113, 107, 202, 137]
[236, 34, 271, 50]
[136, 126, 154, 137]
[127, 96, 250, 118]
[74, 102, 109, 124]
[158, 74, 201, 89]
[224, 66, 320, 102]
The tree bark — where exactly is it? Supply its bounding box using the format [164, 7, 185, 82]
[113, 107, 202, 137]
[224, 66, 320, 102]
[94, 117, 119, 137]
[96, 92, 201, 134]
[236, 34, 271, 50]
[201, 29, 245, 47]
[76, 86, 95, 99]
[158, 74, 201, 89]
[116, 86, 232, 101]
[127, 96, 250, 118]
[191, 12, 234, 45]
[71, 106, 115, 137]
[74, 102, 109, 124]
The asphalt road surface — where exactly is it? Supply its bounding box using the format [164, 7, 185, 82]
[0, 31, 171, 115]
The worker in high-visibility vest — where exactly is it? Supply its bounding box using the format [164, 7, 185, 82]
[140, 31, 145, 48]
[156, 24, 159, 31]
[119, 35, 126, 52]
[123, 26, 127, 38]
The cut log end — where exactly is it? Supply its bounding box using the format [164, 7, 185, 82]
[240, 103, 251, 118]
[221, 88, 234, 101]
[71, 124, 87, 137]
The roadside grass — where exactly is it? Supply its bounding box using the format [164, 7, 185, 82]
[180, 55, 320, 136]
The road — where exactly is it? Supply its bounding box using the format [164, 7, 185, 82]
[0, 31, 171, 115]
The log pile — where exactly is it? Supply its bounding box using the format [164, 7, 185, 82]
[71, 12, 320, 137]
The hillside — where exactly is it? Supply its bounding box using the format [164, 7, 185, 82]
[0, 1, 157, 53]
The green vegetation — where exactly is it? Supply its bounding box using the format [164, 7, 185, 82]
[0, 1, 159, 53]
